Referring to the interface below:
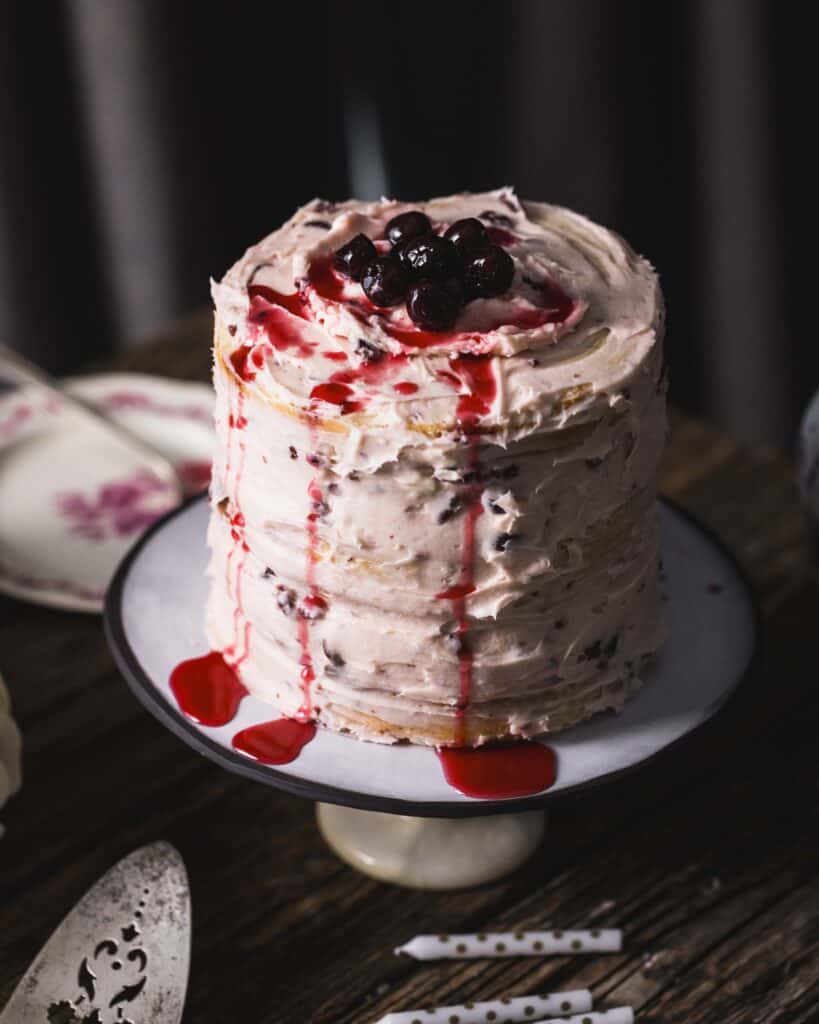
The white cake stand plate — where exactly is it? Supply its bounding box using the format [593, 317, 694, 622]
[105, 497, 758, 889]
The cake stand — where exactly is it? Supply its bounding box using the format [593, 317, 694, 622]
[104, 496, 758, 890]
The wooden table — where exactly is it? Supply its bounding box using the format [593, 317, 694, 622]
[2, 312, 818, 1023]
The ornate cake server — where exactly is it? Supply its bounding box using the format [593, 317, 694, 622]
[0, 842, 190, 1024]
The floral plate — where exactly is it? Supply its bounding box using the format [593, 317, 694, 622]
[0, 373, 213, 613]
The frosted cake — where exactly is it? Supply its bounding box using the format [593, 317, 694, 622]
[207, 188, 666, 746]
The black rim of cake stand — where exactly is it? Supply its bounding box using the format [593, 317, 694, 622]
[104, 492, 763, 819]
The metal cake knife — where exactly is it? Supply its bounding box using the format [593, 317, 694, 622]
[0, 842, 191, 1024]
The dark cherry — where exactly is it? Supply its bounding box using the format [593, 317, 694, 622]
[444, 217, 488, 257]
[399, 234, 460, 283]
[442, 277, 466, 306]
[333, 233, 377, 281]
[385, 210, 432, 248]
[361, 255, 409, 307]
[464, 245, 515, 298]
[406, 280, 460, 331]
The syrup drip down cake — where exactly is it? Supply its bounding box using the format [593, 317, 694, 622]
[207, 188, 666, 747]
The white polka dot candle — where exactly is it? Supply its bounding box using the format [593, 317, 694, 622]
[373, 990, 593, 1024]
[533, 1010, 634, 1024]
[394, 929, 622, 961]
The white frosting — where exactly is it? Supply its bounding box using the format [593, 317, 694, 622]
[207, 189, 666, 745]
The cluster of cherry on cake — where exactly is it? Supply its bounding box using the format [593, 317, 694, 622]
[332, 210, 515, 332]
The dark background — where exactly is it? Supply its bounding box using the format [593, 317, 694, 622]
[0, 0, 807, 446]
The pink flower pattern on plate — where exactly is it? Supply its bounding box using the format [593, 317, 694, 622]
[56, 470, 175, 542]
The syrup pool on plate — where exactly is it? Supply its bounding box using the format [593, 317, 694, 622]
[169, 651, 247, 727]
[232, 719, 317, 766]
[438, 742, 557, 799]
[169, 652, 316, 765]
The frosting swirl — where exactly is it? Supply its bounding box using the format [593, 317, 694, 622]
[211, 188, 661, 439]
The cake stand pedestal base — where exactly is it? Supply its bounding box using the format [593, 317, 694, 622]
[316, 803, 547, 890]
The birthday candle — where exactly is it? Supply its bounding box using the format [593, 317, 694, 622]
[395, 929, 622, 961]
[373, 989, 593, 1024]
[532, 1010, 634, 1024]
